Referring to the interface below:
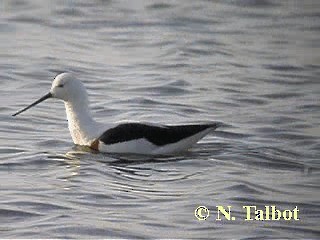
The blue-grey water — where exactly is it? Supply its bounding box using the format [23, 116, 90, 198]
[0, 0, 319, 239]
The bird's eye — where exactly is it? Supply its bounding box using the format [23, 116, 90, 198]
[57, 84, 64, 88]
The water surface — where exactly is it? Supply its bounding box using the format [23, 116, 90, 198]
[0, 0, 319, 238]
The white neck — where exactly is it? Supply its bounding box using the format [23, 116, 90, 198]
[64, 100, 101, 146]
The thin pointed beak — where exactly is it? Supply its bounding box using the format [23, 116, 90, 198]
[12, 92, 52, 117]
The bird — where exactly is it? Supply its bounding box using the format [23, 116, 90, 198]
[12, 73, 219, 155]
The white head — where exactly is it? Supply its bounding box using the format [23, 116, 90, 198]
[12, 73, 89, 116]
[50, 73, 88, 103]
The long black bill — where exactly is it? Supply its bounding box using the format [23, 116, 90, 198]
[12, 92, 52, 117]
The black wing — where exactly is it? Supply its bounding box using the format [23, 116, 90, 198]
[98, 123, 219, 146]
